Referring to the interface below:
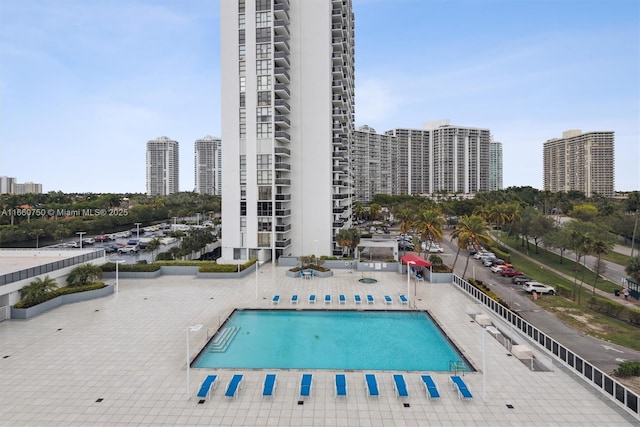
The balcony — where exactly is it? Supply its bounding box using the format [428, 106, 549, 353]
[274, 35, 290, 53]
[275, 209, 291, 217]
[274, 20, 290, 36]
[332, 220, 345, 228]
[275, 131, 290, 143]
[274, 147, 291, 157]
[274, 51, 290, 68]
[276, 239, 291, 249]
[333, 206, 347, 214]
[332, 94, 343, 105]
[274, 83, 291, 98]
[275, 178, 291, 186]
[274, 162, 291, 171]
[274, 114, 290, 127]
[274, 98, 290, 113]
[275, 193, 291, 201]
[332, 80, 344, 93]
[274, 67, 290, 84]
[275, 224, 291, 233]
[273, 2, 290, 21]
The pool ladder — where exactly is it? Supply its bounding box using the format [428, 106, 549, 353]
[207, 325, 240, 353]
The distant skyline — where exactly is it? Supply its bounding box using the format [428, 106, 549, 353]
[1, 0, 638, 193]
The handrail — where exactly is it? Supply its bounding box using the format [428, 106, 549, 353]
[452, 274, 639, 420]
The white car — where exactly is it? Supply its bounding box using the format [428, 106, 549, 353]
[118, 245, 140, 254]
[523, 282, 556, 295]
[490, 265, 507, 274]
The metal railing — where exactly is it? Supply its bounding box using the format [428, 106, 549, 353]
[452, 274, 639, 420]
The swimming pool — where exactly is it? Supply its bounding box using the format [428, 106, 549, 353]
[193, 310, 470, 371]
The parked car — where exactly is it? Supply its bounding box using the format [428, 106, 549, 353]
[398, 241, 415, 251]
[82, 238, 95, 245]
[523, 282, 556, 295]
[511, 275, 533, 285]
[490, 265, 507, 274]
[94, 235, 111, 242]
[500, 268, 524, 277]
[118, 245, 140, 254]
[474, 251, 494, 260]
[100, 245, 117, 253]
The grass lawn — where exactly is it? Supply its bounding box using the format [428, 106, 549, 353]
[493, 233, 640, 351]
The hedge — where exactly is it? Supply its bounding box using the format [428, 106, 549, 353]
[101, 262, 161, 272]
[13, 282, 106, 309]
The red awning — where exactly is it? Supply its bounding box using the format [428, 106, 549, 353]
[400, 253, 432, 267]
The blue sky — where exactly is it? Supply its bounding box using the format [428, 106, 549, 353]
[1, 0, 638, 194]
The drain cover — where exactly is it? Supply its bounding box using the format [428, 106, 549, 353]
[403, 403, 410, 408]
[95, 398, 103, 403]
[506, 404, 514, 409]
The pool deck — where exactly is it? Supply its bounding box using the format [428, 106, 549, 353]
[1, 266, 637, 426]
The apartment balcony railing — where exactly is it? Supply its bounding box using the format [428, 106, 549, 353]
[274, 36, 290, 53]
[275, 193, 291, 201]
[275, 131, 290, 143]
[275, 178, 291, 186]
[274, 67, 290, 84]
[276, 239, 291, 248]
[274, 114, 290, 127]
[275, 209, 291, 217]
[274, 162, 291, 171]
[275, 223, 291, 233]
[274, 51, 290, 68]
[274, 83, 290, 98]
[274, 20, 290, 36]
[274, 147, 291, 157]
[274, 98, 290, 112]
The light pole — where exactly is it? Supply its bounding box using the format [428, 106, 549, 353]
[134, 223, 141, 241]
[407, 261, 415, 307]
[186, 324, 203, 399]
[77, 231, 86, 249]
[255, 260, 260, 300]
[114, 259, 126, 293]
[313, 239, 318, 261]
[482, 324, 487, 402]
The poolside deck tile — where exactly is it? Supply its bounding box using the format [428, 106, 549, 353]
[0, 266, 636, 426]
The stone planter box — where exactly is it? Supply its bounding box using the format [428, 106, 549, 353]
[285, 269, 334, 279]
[11, 284, 114, 320]
[102, 270, 162, 279]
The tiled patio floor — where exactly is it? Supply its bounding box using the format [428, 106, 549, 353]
[0, 266, 636, 426]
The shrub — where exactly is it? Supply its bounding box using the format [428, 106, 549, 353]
[101, 262, 160, 272]
[14, 282, 105, 309]
[67, 263, 103, 287]
[613, 361, 640, 378]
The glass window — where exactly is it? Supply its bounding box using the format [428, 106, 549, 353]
[239, 92, 245, 107]
[256, 11, 271, 28]
[257, 107, 272, 123]
[258, 233, 271, 247]
[257, 201, 273, 216]
[258, 186, 272, 200]
[239, 76, 246, 91]
[239, 45, 245, 59]
[256, 0, 271, 12]
[257, 91, 271, 106]
[256, 60, 270, 75]
[238, 29, 245, 44]
[256, 43, 271, 59]
[256, 27, 271, 43]
[257, 123, 272, 138]
[240, 217, 246, 232]
[239, 60, 245, 76]
[257, 75, 271, 91]
[257, 170, 272, 184]
[258, 217, 272, 231]
[239, 13, 245, 29]
[257, 154, 272, 169]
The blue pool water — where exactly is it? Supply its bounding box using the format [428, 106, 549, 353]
[193, 310, 470, 371]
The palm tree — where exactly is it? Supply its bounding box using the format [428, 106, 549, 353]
[413, 208, 443, 256]
[352, 202, 365, 223]
[335, 229, 351, 257]
[66, 263, 103, 287]
[145, 237, 162, 262]
[591, 239, 612, 294]
[451, 215, 491, 278]
[20, 276, 58, 306]
[368, 203, 381, 223]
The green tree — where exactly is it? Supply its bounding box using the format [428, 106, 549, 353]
[591, 239, 613, 293]
[625, 256, 640, 283]
[413, 208, 443, 256]
[19, 276, 58, 306]
[66, 263, 103, 287]
[145, 237, 162, 262]
[451, 215, 492, 278]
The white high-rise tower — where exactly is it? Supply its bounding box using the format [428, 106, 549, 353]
[220, 0, 355, 263]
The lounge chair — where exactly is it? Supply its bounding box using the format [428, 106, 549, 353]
[262, 373, 276, 398]
[450, 375, 473, 400]
[325, 294, 331, 304]
[393, 374, 409, 398]
[309, 294, 316, 304]
[224, 374, 243, 399]
[339, 294, 346, 304]
[335, 374, 347, 397]
[384, 295, 392, 304]
[291, 294, 298, 304]
[300, 373, 313, 398]
[364, 373, 379, 397]
[271, 295, 280, 304]
[196, 374, 217, 400]
[420, 375, 440, 400]
[399, 295, 408, 304]
[366, 294, 374, 304]
[354, 294, 362, 304]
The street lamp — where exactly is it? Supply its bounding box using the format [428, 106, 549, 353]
[134, 223, 141, 241]
[114, 259, 126, 294]
[186, 324, 203, 399]
[313, 239, 318, 261]
[255, 260, 260, 300]
[406, 260, 416, 307]
[77, 231, 86, 249]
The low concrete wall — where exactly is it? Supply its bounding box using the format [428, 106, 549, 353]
[357, 262, 398, 272]
[428, 271, 454, 283]
[285, 269, 334, 279]
[102, 270, 162, 279]
[160, 266, 199, 275]
[11, 284, 114, 320]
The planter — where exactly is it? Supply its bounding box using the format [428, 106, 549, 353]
[286, 269, 334, 279]
[11, 284, 114, 320]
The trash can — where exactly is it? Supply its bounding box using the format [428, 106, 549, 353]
[614, 289, 620, 297]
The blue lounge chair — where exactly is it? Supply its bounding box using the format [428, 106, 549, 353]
[399, 295, 408, 304]
[384, 295, 392, 304]
[224, 374, 243, 399]
[335, 374, 347, 397]
[272, 295, 280, 304]
[393, 374, 409, 398]
[291, 294, 298, 304]
[196, 374, 217, 400]
[420, 375, 440, 400]
[309, 294, 316, 304]
[450, 375, 473, 400]
[262, 374, 276, 398]
[366, 294, 374, 304]
[300, 373, 313, 398]
[354, 294, 362, 304]
[339, 294, 346, 304]
[364, 374, 379, 397]
[325, 294, 331, 304]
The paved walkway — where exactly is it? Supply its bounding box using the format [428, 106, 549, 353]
[1, 267, 637, 426]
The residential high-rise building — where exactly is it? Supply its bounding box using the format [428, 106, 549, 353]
[13, 182, 43, 194]
[384, 120, 491, 196]
[146, 136, 179, 196]
[194, 135, 222, 195]
[353, 125, 397, 203]
[220, 0, 355, 262]
[0, 176, 16, 194]
[489, 139, 503, 191]
[543, 130, 614, 197]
